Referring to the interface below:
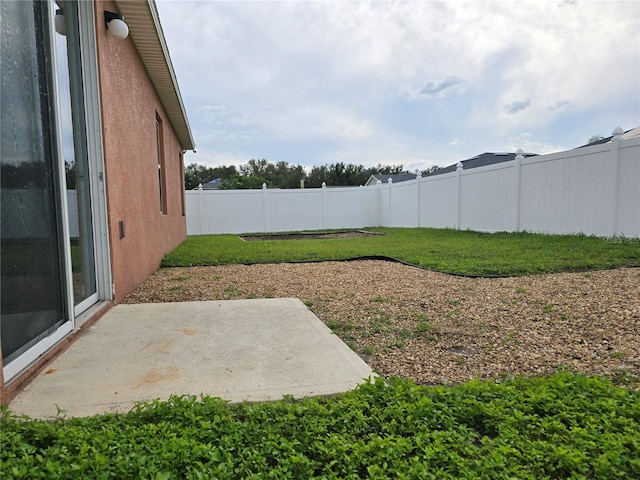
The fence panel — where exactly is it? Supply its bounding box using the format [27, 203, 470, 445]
[185, 191, 201, 234]
[324, 187, 380, 229]
[189, 190, 265, 234]
[519, 144, 616, 236]
[616, 138, 640, 237]
[460, 163, 517, 232]
[389, 180, 419, 227]
[184, 136, 639, 237]
[67, 190, 79, 237]
[419, 173, 458, 229]
[263, 189, 323, 232]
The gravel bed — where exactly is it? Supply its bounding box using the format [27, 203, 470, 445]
[123, 261, 640, 387]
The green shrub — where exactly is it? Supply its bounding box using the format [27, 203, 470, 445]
[2, 372, 638, 479]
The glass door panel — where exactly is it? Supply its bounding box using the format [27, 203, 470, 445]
[55, 1, 97, 310]
[1, 0, 68, 365]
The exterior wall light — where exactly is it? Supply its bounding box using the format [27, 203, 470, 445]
[104, 11, 129, 40]
[54, 8, 66, 35]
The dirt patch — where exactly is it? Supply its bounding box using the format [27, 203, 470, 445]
[240, 230, 385, 241]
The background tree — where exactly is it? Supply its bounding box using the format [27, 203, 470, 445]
[421, 165, 442, 176]
[587, 134, 605, 144]
[184, 159, 408, 189]
[220, 175, 271, 190]
[304, 164, 328, 188]
[373, 164, 405, 176]
[240, 159, 305, 189]
[65, 161, 76, 189]
[184, 163, 238, 190]
[306, 163, 406, 187]
[239, 159, 269, 178]
[316, 162, 367, 187]
[268, 161, 305, 189]
[1, 161, 50, 188]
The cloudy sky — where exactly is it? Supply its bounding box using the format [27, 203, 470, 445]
[155, 0, 639, 172]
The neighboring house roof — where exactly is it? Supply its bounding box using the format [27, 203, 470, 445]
[196, 178, 222, 190]
[365, 173, 418, 185]
[115, 0, 195, 151]
[575, 127, 640, 148]
[427, 152, 539, 176]
[622, 126, 640, 140]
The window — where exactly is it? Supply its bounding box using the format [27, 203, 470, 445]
[179, 152, 186, 216]
[156, 114, 167, 213]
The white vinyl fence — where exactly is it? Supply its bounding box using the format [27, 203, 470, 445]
[185, 133, 640, 238]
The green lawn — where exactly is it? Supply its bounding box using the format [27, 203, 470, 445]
[162, 228, 640, 276]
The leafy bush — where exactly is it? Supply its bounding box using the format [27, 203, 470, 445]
[2, 372, 639, 479]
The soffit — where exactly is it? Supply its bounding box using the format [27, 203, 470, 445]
[114, 0, 195, 151]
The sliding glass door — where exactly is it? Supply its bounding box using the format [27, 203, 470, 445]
[1, 0, 69, 366]
[2, 0, 109, 379]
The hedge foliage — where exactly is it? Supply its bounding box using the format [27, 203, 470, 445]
[2, 372, 639, 479]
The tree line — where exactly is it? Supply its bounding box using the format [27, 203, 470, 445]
[185, 159, 440, 190]
[12, 158, 439, 191]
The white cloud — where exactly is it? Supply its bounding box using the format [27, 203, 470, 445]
[400, 76, 465, 100]
[183, 146, 248, 169]
[504, 132, 568, 155]
[197, 105, 232, 125]
[262, 106, 374, 141]
[505, 99, 531, 114]
[156, 0, 640, 170]
[548, 100, 574, 112]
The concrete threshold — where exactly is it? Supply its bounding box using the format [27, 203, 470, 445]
[9, 298, 373, 419]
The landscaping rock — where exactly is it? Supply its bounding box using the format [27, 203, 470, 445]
[124, 261, 640, 388]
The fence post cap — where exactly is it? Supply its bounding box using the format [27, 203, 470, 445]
[262, 183, 267, 189]
[376, 179, 382, 185]
[456, 161, 463, 171]
[388, 178, 393, 184]
[321, 182, 327, 188]
[416, 171, 422, 178]
[611, 126, 624, 140]
[198, 183, 203, 190]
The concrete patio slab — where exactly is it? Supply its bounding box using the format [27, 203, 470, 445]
[9, 298, 373, 419]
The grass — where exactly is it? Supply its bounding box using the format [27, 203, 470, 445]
[2, 372, 639, 479]
[162, 228, 640, 276]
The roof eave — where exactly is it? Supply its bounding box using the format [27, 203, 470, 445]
[114, 0, 195, 151]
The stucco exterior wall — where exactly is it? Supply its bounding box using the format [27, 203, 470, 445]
[96, 0, 186, 303]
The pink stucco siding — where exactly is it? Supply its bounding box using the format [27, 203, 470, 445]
[96, 0, 186, 303]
